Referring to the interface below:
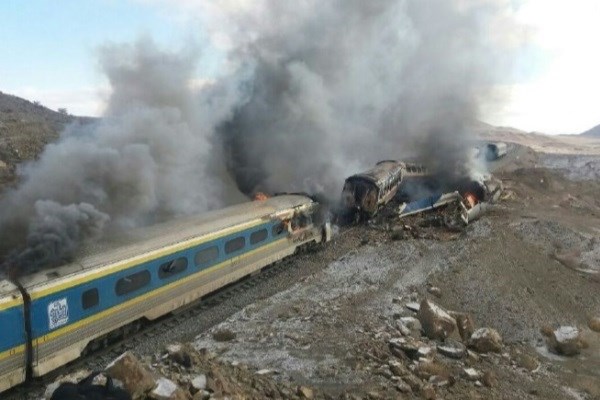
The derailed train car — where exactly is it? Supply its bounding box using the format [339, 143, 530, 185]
[341, 160, 428, 219]
[0, 194, 331, 393]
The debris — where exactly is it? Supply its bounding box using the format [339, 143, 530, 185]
[547, 326, 585, 356]
[398, 191, 462, 218]
[417, 299, 457, 341]
[469, 328, 503, 353]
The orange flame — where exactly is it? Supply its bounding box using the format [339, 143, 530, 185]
[254, 192, 270, 201]
[464, 192, 478, 208]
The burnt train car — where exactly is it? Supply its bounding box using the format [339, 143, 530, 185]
[341, 160, 428, 219]
[484, 142, 508, 161]
[0, 194, 331, 393]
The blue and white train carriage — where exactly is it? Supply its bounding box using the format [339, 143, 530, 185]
[0, 194, 331, 393]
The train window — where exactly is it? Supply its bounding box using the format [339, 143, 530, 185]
[195, 246, 219, 266]
[225, 236, 246, 254]
[272, 223, 286, 237]
[82, 288, 99, 310]
[115, 270, 151, 296]
[158, 257, 188, 279]
[250, 229, 268, 245]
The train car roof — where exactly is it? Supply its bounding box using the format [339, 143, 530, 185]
[346, 161, 405, 186]
[3, 194, 314, 292]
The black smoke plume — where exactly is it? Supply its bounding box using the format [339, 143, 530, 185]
[0, 1, 522, 274]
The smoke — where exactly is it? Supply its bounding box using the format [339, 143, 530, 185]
[0, 39, 245, 274]
[207, 0, 520, 195]
[0, 1, 523, 274]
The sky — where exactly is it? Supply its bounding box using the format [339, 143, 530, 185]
[0, 0, 598, 134]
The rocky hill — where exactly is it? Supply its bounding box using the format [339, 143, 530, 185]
[0, 91, 93, 188]
[580, 123, 600, 137]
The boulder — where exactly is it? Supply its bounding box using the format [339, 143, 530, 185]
[417, 299, 456, 340]
[149, 377, 190, 400]
[452, 312, 475, 342]
[588, 317, 600, 333]
[105, 352, 156, 400]
[548, 326, 585, 356]
[469, 328, 502, 353]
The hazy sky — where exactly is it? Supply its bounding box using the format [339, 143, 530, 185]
[0, 0, 598, 134]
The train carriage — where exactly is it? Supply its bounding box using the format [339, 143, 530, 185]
[0, 194, 330, 393]
[341, 160, 429, 219]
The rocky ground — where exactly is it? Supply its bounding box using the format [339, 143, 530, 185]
[35, 141, 600, 400]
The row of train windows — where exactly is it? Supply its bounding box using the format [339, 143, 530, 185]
[406, 166, 426, 173]
[79, 226, 280, 310]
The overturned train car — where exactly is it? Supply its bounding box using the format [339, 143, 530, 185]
[341, 160, 429, 219]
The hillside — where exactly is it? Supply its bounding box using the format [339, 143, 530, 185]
[0, 91, 92, 188]
[581, 123, 600, 137]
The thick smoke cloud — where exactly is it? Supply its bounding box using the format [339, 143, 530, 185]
[210, 0, 519, 194]
[0, 1, 521, 274]
[0, 39, 244, 274]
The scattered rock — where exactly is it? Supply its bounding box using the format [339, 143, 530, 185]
[149, 377, 190, 400]
[297, 386, 314, 399]
[105, 352, 156, 400]
[420, 384, 436, 400]
[588, 317, 600, 332]
[389, 337, 421, 359]
[515, 353, 540, 371]
[406, 302, 421, 313]
[212, 329, 236, 342]
[482, 371, 498, 388]
[548, 326, 585, 356]
[540, 325, 554, 337]
[463, 368, 481, 381]
[437, 340, 467, 359]
[389, 360, 409, 377]
[452, 312, 475, 342]
[415, 360, 451, 380]
[396, 381, 412, 393]
[400, 316, 422, 332]
[427, 286, 442, 298]
[191, 375, 207, 391]
[417, 299, 456, 341]
[166, 344, 196, 368]
[469, 328, 503, 353]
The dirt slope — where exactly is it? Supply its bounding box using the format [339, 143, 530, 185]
[0, 91, 93, 188]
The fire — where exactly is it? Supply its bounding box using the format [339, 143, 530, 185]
[464, 192, 478, 208]
[254, 192, 270, 201]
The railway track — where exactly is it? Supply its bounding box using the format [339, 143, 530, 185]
[7, 226, 357, 400]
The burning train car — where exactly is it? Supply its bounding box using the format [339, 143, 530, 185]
[341, 160, 429, 219]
